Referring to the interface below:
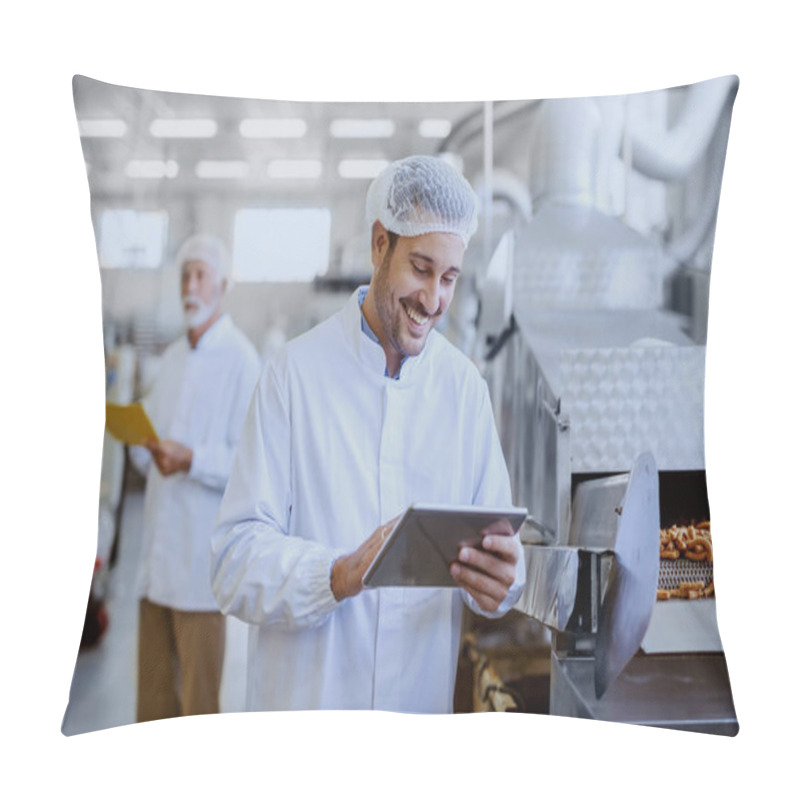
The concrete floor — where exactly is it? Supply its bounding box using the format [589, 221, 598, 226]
[61, 489, 249, 736]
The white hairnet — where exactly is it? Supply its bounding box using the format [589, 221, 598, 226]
[174, 233, 230, 281]
[365, 155, 479, 247]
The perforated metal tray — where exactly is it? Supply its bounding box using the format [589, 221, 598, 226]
[658, 558, 713, 592]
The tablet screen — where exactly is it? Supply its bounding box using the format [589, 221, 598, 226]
[362, 503, 528, 588]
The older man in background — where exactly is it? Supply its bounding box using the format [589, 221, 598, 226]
[130, 234, 260, 722]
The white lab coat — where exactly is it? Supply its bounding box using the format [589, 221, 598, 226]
[211, 289, 525, 712]
[131, 314, 261, 611]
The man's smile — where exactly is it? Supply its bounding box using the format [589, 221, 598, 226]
[402, 301, 431, 329]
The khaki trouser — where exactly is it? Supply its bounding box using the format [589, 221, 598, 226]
[137, 598, 225, 723]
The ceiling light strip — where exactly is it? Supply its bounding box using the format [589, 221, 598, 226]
[418, 119, 452, 138]
[330, 119, 395, 138]
[195, 160, 249, 179]
[267, 160, 322, 179]
[124, 160, 179, 179]
[338, 159, 389, 179]
[150, 118, 218, 138]
[240, 118, 307, 138]
[78, 119, 127, 138]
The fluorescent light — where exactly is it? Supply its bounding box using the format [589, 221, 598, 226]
[240, 118, 307, 138]
[267, 159, 322, 179]
[195, 160, 249, 179]
[78, 118, 127, 138]
[330, 119, 395, 138]
[419, 119, 452, 138]
[124, 160, 179, 179]
[338, 159, 389, 179]
[150, 118, 217, 138]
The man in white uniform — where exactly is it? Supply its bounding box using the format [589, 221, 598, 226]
[131, 234, 261, 722]
[211, 157, 525, 713]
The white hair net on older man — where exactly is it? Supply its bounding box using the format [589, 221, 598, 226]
[365, 155, 479, 248]
[174, 233, 231, 281]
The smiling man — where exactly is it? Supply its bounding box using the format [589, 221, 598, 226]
[211, 156, 525, 713]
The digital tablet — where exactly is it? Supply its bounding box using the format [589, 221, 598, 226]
[362, 503, 528, 588]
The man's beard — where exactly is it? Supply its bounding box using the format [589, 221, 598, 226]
[373, 249, 435, 360]
[183, 295, 217, 329]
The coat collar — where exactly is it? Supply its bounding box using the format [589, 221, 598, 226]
[186, 312, 231, 352]
[343, 287, 434, 382]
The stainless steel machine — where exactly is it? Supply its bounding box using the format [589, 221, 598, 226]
[481, 217, 738, 735]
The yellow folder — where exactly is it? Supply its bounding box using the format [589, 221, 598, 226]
[105, 403, 159, 446]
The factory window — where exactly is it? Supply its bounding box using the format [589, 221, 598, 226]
[98, 209, 169, 269]
[232, 208, 331, 282]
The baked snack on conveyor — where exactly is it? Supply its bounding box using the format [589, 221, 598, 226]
[657, 522, 714, 600]
[659, 522, 713, 562]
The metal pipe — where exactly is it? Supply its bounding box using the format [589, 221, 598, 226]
[626, 75, 738, 181]
[437, 100, 540, 155]
[482, 101, 494, 266]
[666, 94, 736, 265]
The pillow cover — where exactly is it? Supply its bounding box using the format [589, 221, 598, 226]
[63, 74, 738, 736]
